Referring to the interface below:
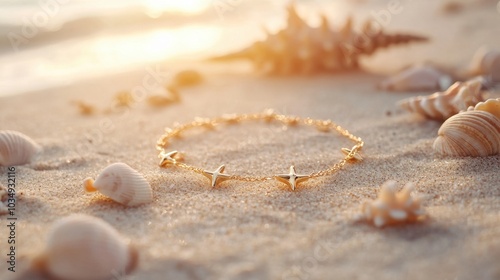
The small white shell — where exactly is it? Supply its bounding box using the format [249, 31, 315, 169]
[0, 130, 40, 166]
[84, 163, 152, 206]
[433, 98, 500, 157]
[468, 47, 500, 82]
[378, 65, 452, 92]
[358, 180, 426, 228]
[397, 79, 485, 121]
[0, 185, 8, 215]
[33, 214, 138, 280]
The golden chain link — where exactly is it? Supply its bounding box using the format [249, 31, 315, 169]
[156, 109, 364, 187]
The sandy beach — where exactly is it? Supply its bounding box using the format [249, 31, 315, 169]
[1, 0, 500, 279]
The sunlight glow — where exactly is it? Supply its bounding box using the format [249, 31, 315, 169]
[143, 0, 210, 15]
[91, 25, 221, 65]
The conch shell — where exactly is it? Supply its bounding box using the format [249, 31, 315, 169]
[433, 98, 500, 157]
[209, 4, 427, 75]
[33, 214, 138, 280]
[357, 180, 426, 228]
[378, 65, 453, 92]
[84, 163, 152, 206]
[0, 130, 40, 166]
[397, 79, 485, 121]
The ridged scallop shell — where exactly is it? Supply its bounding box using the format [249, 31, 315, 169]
[33, 214, 138, 280]
[210, 4, 427, 75]
[433, 98, 500, 157]
[0, 130, 40, 166]
[468, 47, 500, 82]
[378, 65, 453, 92]
[358, 180, 426, 228]
[84, 163, 152, 206]
[397, 79, 485, 121]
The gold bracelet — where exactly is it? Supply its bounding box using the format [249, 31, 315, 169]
[156, 110, 364, 191]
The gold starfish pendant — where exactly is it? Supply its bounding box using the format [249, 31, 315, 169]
[275, 165, 310, 191]
[341, 148, 363, 161]
[203, 165, 231, 188]
[159, 150, 180, 167]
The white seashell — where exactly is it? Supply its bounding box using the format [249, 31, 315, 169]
[0, 185, 8, 215]
[84, 163, 152, 206]
[397, 79, 485, 121]
[0, 130, 40, 166]
[378, 65, 452, 92]
[433, 98, 500, 157]
[33, 214, 138, 280]
[468, 47, 500, 82]
[358, 181, 426, 227]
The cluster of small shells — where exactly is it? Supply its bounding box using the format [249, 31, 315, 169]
[357, 180, 427, 227]
[0, 130, 40, 166]
[381, 47, 500, 92]
[33, 214, 138, 280]
[84, 162, 153, 206]
[433, 98, 500, 157]
[211, 4, 427, 75]
[398, 79, 485, 121]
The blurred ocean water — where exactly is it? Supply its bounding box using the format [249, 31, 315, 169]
[0, 0, 408, 96]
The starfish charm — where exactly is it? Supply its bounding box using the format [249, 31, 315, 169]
[275, 165, 310, 191]
[341, 148, 363, 161]
[159, 150, 179, 167]
[203, 165, 231, 188]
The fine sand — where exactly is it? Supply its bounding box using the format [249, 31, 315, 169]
[1, 1, 500, 280]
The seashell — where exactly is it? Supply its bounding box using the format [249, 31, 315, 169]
[433, 98, 500, 157]
[397, 79, 485, 121]
[0, 130, 40, 166]
[378, 65, 453, 92]
[172, 70, 204, 87]
[83, 163, 152, 206]
[209, 4, 428, 75]
[470, 97, 500, 118]
[32, 214, 138, 280]
[358, 180, 426, 227]
[0, 185, 8, 215]
[467, 47, 500, 82]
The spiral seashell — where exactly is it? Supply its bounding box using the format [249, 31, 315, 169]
[209, 4, 427, 75]
[378, 65, 453, 92]
[358, 180, 426, 228]
[433, 98, 500, 157]
[397, 79, 485, 121]
[468, 47, 500, 82]
[0, 130, 40, 166]
[83, 163, 152, 206]
[33, 214, 138, 280]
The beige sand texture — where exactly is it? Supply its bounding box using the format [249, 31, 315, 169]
[1, 2, 500, 280]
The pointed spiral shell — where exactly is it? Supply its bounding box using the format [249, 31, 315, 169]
[210, 4, 427, 75]
[433, 98, 500, 157]
[0, 130, 40, 166]
[33, 214, 138, 280]
[398, 79, 485, 121]
[358, 180, 426, 228]
[84, 163, 152, 206]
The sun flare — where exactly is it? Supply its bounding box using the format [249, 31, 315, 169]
[143, 0, 210, 14]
